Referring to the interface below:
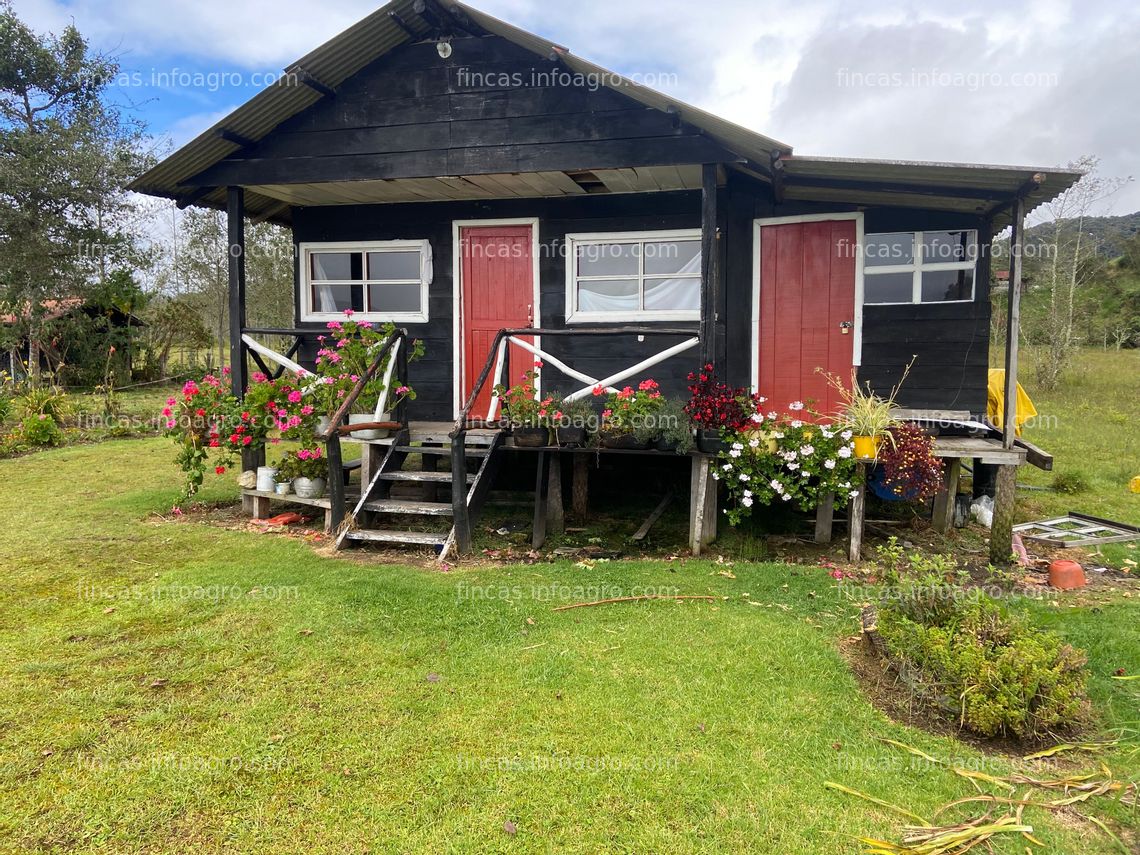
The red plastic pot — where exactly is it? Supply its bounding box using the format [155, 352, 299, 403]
[1049, 560, 1086, 590]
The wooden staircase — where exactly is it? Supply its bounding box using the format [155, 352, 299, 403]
[336, 423, 503, 557]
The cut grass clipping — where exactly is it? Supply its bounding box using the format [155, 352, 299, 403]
[828, 738, 1136, 854]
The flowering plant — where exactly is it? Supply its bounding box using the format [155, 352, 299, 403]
[595, 378, 665, 435]
[878, 422, 944, 501]
[277, 446, 328, 481]
[161, 370, 239, 504]
[494, 365, 545, 427]
[686, 364, 766, 432]
[313, 313, 424, 416]
[241, 372, 319, 446]
[715, 409, 860, 524]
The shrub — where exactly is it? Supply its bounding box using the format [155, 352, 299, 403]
[0, 394, 11, 425]
[878, 422, 944, 501]
[879, 588, 1089, 740]
[1051, 470, 1091, 494]
[16, 385, 69, 422]
[20, 413, 64, 447]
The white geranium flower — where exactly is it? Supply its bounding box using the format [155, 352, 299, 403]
[767, 411, 778, 421]
[840, 429, 853, 441]
[849, 489, 860, 499]
[821, 428, 834, 439]
[824, 459, 836, 470]
[738, 473, 750, 482]
[743, 489, 753, 499]
[749, 412, 763, 423]
[789, 401, 804, 411]
[800, 444, 814, 456]
[748, 438, 760, 449]
[729, 448, 741, 458]
[741, 495, 753, 508]
[837, 446, 852, 459]
[757, 396, 767, 403]
[770, 479, 783, 492]
[722, 463, 733, 471]
[732, 442, 744, 451]
[790, 419, 804, 428]
[787, 462, 800, 471]
[781, 492, 792, 501]
[711, 472, 720, 480]
[773, 431, 784, 439]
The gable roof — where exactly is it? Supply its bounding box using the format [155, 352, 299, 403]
[130, 0, 1081, 227]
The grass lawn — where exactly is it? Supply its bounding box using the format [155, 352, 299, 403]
[1, 439, 1137, 853]
[1012, 347, 1140, 568]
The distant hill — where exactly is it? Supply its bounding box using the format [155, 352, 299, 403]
[1025, 212, 1140, 258]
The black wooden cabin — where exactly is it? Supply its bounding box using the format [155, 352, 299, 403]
[131, 0, 1078, 559]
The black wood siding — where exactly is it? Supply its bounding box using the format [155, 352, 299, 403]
[190, 36, 734, 188]
[292, 192, 702, 421]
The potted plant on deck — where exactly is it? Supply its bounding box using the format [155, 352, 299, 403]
[594, 379, 665, 449]
[547, 395, 596, 447]
[653, 398, 696, 453]
[495, 365, 549, 447]
[820, 361, 912, 460]
[278, 446, 328, 499]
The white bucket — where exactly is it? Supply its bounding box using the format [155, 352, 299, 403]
[256, 466, 279, 493]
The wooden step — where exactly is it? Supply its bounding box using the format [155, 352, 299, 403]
[377, 471, 476, 483]
[394, 445, 489, 456]
[361, 499, 454, 516]
[345, 529, 448, 547]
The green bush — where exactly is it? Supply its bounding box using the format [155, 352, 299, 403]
[16, 386, 70, 422]
[0, 394, 11, 425]
[1051, 470, 1091, 494]
[879, 588, 1089, 740]
[19, 413, 64, 447]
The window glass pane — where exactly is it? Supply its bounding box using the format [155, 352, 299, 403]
[313, 283, 359, 313]
[367, 283, 422, 314]
[865, 233, 913, 267]
[311, 252, 361, 281]
[367, 250, 421, 281]
[644, 276, 700, 311]
[577, 243, 639, 277]
[643, 240, 701, 275]
[920, 268, 974, 302]
[577, 278, 639, 312]
[864, 272, 914, 304]
[922, 231, 975, 265]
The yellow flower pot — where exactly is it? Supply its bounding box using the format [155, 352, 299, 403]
[853, 435, 882, 460]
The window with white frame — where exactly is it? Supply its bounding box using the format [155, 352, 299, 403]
[863, 230, 977, 305]
[300, 240, 431, 322]
[565, 230, 702, 322]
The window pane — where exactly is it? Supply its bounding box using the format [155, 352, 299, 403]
[311, 252, 361, 281]
[920, 268, 974, 302]
[367, 250, 421, 281]
[644, 240, 701, 275]
[313, 283, 359, 313]
[577, 243, 639, 277]
[865, 233, 913, 267]
[644, 276, 700, 311]
[864, 272, 914, 304]
[922, 231, 975, 265]
[577, 278, 639, 312]
[367, 283, 422, 314]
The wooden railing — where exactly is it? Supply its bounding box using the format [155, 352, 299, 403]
[316, 328, 410, 532]
[448, 325, 699, 554]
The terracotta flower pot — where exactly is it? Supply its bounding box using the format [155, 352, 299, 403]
[853, 435, 883, 460]
[1049, 560, 1086, 590]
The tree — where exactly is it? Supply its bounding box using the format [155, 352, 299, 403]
[0, 3, 152, 383]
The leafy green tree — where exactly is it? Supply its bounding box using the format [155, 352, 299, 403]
[0, 2, 152, 383]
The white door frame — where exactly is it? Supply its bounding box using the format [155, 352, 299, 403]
[452, 218, 542, 418]
[750, 212, 865, 391]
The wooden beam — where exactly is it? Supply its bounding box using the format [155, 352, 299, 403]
[387, 10, 418, 39]
[989, 464, 1018, 564]
[545, 455, 564, 536]
[296, 69, 336, 99]
[215, 128, 256, 149]
[532, 450, 549, 549]
[572, 454, 589, 521]
[785, 174, 1008, 202]
[632, 490, 674, 542]
[814, 493, 835, 544]
[770, 151, 786, 203]
[1014, 437, 1053, 471]
[847, 463, 867, 561]
[689, 456, 717, 554]
[226, 187, 247, 400]
[175, 186, 216, 209]
[700, 163, 720, 369]
[1003, 195, 1025, 449]
[932, 458, 962, 534]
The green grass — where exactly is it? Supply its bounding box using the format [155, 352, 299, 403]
[1, 439, 1137, 853]
[1012, 348, 1140, 567]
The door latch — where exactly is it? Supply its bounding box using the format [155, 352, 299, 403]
[839, 321, 853, 335]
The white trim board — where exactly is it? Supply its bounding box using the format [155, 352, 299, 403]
[750, 212, 865, 392]
[451, 218, 542, 419]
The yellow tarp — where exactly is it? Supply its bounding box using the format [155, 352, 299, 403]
[988, 369, 1038, 436]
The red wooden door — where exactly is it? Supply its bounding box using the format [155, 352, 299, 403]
[459, 224, 536, 418]
[757, 219, 856, 419]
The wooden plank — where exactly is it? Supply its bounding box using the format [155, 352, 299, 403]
[1003, 196, 1025, 449]
[989, 464, 1018, 564]
[545, 454, 565, 536]
[532, 450, 548, 549]
[848, 463, 867, 561]
[632, 490, 674, 542]
[1014, 436, 1053, 471]
[931, 457, 961, 534]
[226, 187, 247, 398]
[572, 454, 589, 520]
[814, 492, 835, 544]
[689, 456, 717, 555]
[700, 162, 720, 368]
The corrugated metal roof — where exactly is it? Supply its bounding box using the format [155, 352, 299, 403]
[130, 0, 1082, 227]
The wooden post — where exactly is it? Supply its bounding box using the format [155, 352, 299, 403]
[700, 163, 721, 369]
[226, 186, 248, 400]
[989, 464, 1018, 564]
[932, 458, 962, 534]
[531, 450, 548, 549]
[451, 434, 472, 555]
[847, 463, 867, 561]
[689, 455, 717, 555]
[1002, 196, 1025, 450]
[571, 454, 589, 520]
[326, 433, 345, 532]
[546, 454, 564, 536]
[814, 492, 835, 544]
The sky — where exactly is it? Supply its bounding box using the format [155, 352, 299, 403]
[15, 0, 1140, 216]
